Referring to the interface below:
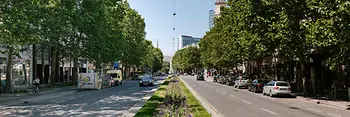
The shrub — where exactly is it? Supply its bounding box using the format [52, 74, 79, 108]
[154, 82, 192, 117]
[170, 77, 179, 82]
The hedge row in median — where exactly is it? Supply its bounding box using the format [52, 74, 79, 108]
[134, 77, 210, 117]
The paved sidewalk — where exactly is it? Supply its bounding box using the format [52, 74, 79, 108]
[296, 96, 350, 110]
[0, 86, 76, 105]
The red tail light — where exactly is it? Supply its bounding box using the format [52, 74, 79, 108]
[257, 84, 261, 87]
[288, 87, 291, 91]
[274, 87, 279, 90]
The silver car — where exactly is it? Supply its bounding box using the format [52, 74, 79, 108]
[234, 76, 249, 89]
[139, 76, 154, 86]
[263, 81, 292, 97]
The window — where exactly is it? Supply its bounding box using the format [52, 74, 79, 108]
[276, 82, 289, 86]
[109, 73, 118, 78]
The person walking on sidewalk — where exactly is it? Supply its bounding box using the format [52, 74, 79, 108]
[33, 77, 40, 94]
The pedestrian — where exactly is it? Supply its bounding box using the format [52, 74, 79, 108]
[33, 77, 40, 92]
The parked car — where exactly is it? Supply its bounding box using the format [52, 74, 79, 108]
[106, 70, 123, 85]
[234, 76, 250, 89]
[213, 75, 219, 82]
[196, 74, 205, 81]
[263, 81, 292, 97]
[191, 73, 195, 76]
[218, 76, 225, 84]
[224, 76, 236, 86]
[248, 79, 269, 93]
[139, 76, 155, 86]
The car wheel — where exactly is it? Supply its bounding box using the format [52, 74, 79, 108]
[269, 90, 273, 97]
[253, 87, 257, 93]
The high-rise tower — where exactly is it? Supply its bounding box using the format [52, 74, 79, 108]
[215, 0, 227, 17]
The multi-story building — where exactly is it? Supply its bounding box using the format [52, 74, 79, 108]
[209, 10, 215, 29]
[209, 0, 227, 29]
[178, 35, 201, 50]
[183, 43, 199, 49]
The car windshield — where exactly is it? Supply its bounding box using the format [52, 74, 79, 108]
[257, 80, 269, 83]
[142, 77, 152, 80]
[276, 82, 289, 86]
[109, 73, 118, 78]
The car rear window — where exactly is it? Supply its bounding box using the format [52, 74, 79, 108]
[276, 82, 289, 86]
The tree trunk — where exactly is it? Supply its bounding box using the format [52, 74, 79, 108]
[50, 46, 57, 85]
[68, 56, 71, 82]
[32, 44, 37, 83]
[72, 57, 78, 85]
[55, 51, 59, 83]
[41, 43, 45, 84]
[5, 47, 13, 92]
[299, 55, 306, 96]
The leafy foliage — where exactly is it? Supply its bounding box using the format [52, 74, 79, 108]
[172, 46, 201, 72]
[1, 0, 162, 89]
[197, 0, 350, 71]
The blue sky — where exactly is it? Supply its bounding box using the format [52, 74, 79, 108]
[128, 0, 215, 56]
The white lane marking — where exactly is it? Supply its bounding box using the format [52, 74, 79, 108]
[242, 100, 252, 104]
[307, 108, 322, 112]
[328, 113, 342, 117]
[261, 108, 277, 115]
[230, 95, 236, 98]
[222, 92, 226, 94]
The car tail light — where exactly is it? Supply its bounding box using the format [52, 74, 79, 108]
[257, 84, 261, 87]
[288, 87, 291, 91]
[274, 87, 279, 90]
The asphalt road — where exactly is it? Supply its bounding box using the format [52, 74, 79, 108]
[181, 75, 350, 117]
[0, 76, 166, 117]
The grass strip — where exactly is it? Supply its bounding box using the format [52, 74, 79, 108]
[178, 77, 211, 117]
[134, 78, 171, 117]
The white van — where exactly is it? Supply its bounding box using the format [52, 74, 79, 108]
[106, 70, 123, 85]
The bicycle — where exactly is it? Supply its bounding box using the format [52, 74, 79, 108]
[31, 84, 40, 95]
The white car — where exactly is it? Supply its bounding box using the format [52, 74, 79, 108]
[234, 76, 250, 89]
[263, 81, 292, 97]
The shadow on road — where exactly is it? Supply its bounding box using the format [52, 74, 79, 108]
[0, 79, 166, 117]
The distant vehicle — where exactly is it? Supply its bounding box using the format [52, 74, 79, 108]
[184, 73, 188, 76]
[191, 73, 195, 76]
[139, 76, 155, 86]
[213, 75, 220, 82]
[196, 74, 205, 81]
[234, 76, 250, 89]
[224, 76, 236, 86]
[248, 79, 269, 93]
[106, 70, 123, 85]
[263, 81, 292, 97]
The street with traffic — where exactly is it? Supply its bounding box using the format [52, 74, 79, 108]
[0, 77, 166, 117]
[180, 75, 350, 117]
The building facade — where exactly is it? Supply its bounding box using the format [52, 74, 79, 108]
[178, 35, 201, 50]
[215, 0, 227, 17]
[209, 10, 215, 29]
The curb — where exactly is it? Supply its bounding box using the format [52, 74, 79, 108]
[178, 76, 223, 117]
[122, 79, 166, 117]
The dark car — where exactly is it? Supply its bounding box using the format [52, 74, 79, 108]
[139, 76, 155, 86]
[224, 76, 236, 86]
[197, 74, 205, 81]
[218, 76, 225, 84]
[213, 75, 220, 82]
[248, 79, 269, 93]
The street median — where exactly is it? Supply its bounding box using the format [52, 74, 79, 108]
[134, 76, 210, 117]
